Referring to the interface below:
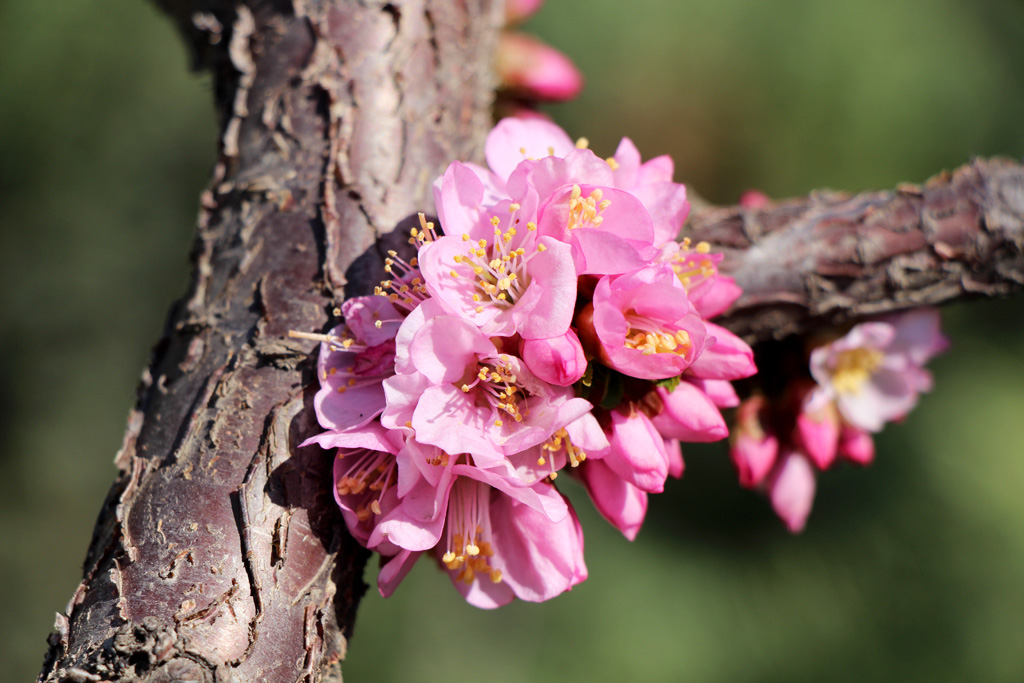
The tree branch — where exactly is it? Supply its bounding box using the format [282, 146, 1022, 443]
[693, 158, 1024, 343]
[38, 2, 500, 681]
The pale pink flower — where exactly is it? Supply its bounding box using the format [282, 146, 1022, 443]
[381, 299, 591, 464]
[583, 265, 707, 380]
[312, 296, 403, 432]
[419, 189, 577, 340]
[808, 308, 948, 433]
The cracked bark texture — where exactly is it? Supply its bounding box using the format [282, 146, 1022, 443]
[693, 158, 1024, 343]
[38, 1, 501, 682]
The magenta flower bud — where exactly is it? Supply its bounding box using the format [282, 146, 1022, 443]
[730, 396, 778, 488]
[505, 0, 545, 24]
[522, 330, 588, 386]
[838, 425, 875, 465]
[497, 33, 584, 102]
[739, 190, 770, 209]
[796, 399, 840, 470]
[769, 452, 817, 534]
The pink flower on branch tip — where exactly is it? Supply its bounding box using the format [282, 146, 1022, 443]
[808, 308, 948, 433]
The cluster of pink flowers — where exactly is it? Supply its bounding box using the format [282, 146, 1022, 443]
[301, 118, 756, 607]
[731, 309, 948, 532]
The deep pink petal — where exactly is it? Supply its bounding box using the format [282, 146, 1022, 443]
[485, 117, 575, 181]
[651, 383, 729, 442]
[769, 452, 817, 534]
[488, 490, 587, 602]
[577, 459, 648, 540]
[687, 322, 757, 380]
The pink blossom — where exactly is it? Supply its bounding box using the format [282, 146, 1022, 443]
[497, 33, 584, 103]
[795, 398, 840, 470]
[608, 137, 689, 246]
[838, 425, 875, 465]
[520, 329, 588, 386]
[577, 458, 648, 541]
[419, 192, 577, 340]
[808, 309, 948, 433]
[312, 296, 403, 432]
[583, 265, 707, 380]
[371, 452, 585, 608]
[382, 300, 591, 463]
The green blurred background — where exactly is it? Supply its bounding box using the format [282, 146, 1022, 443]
[3, 0, 1024, 680]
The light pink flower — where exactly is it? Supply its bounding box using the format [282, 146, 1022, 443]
[808, 308, 948, 433]
[419, 189, 577, 340]
[382, 299, 591, 464]
[312, 296, 403, 432]
[584, 265, 707, 380]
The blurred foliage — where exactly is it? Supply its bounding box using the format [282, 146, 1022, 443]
[2, 0, 1023, 681]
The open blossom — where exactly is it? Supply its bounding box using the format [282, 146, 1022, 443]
[581, 265, 707, 380]
[808, 308, 948, 433]
[382, 298, 592, 465]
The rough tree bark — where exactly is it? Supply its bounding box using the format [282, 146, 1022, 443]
[38, 1, 502, 681]
[38, 1, 1024, 681]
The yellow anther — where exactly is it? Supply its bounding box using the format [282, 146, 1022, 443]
[575, 137, 589, 149]
[491, 216, 501, 226]
[527, 221, 537, 231]
[374, 320, 383, 328]
[606, 157, 620, 170]
[370, 500, 382, 515]
[450, 270, 459, 277]
[695, 241, 711, 254]
[538, 243, 547, 252]
[508, 203, 520, 212]
[462, 233, 470, 241]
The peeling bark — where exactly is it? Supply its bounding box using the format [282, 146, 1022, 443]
[693, 158, 1024, 343]
[38, 2, 501, 681]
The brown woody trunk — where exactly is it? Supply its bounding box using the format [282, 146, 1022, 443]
[38, 2, 501, 681]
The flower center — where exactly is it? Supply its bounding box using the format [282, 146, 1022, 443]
[831, 347, 884, 394]
[449, 205, 547, 314]
[335, 448, 396, 522]
[375, 213, 437, 311]
[441, 479, 502, 585]
[460, 354, 528, 427]
[622, 310, 692, 357]
[537, 427, 587, 479]
[670, 239, 715, 292]
[566, 184, 611, 230]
